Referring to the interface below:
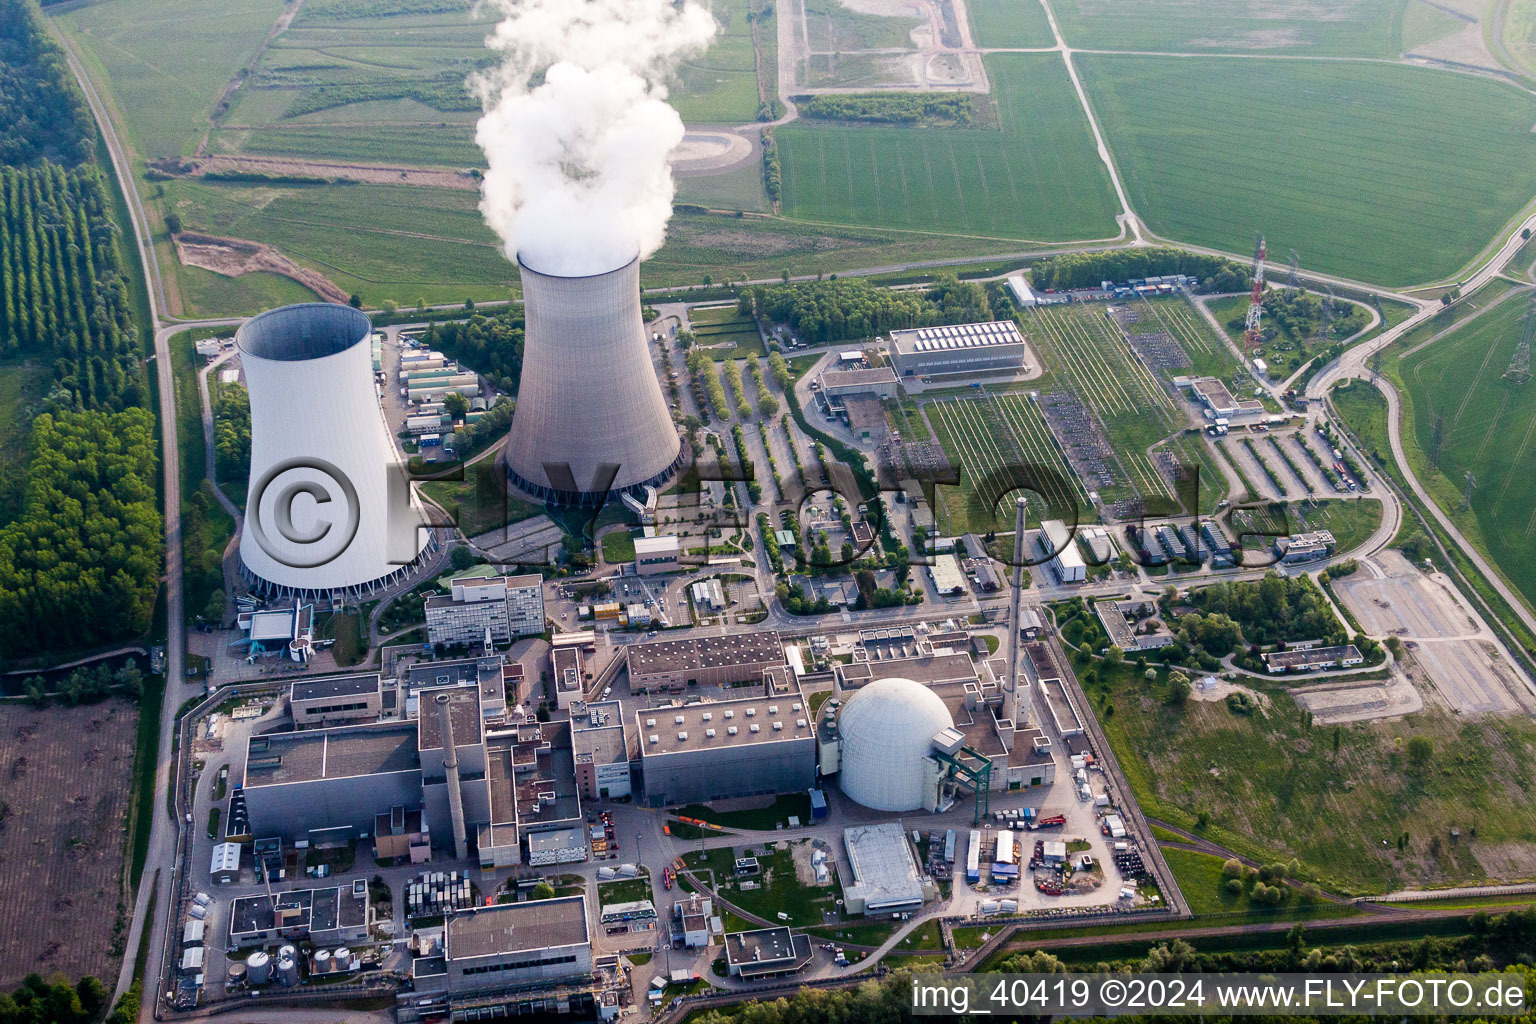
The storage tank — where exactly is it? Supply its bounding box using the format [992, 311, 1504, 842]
[313, 949, 331, 973]
[236, 303, 431, 598]
[246, 951, 271, 985]
[504, 255, 682, 505]
[836, 676, 955, 812]
[276, 956, 299, 987]
[278, 944, 297, 962]
[333, 947, 353, 971]
[226, 962, 247, 986]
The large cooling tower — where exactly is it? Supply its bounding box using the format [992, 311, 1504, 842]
[505, 254, 682, 505]
[237, 303, 431, 598]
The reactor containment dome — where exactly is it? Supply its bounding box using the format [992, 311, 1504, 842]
[836, 677, 955, 812]
[237, 303, 431, 599]
[504, 255, 683, 506]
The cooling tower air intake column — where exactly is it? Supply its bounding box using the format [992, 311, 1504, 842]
[505, 255, 682, 506]
[436, 693, 470, 861]
[237, 303, 430, 598]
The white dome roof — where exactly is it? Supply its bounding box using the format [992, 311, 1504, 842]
[837, 677, 954, 812]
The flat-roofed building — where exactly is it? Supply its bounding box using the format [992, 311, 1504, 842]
[571, 700, 632, 800]
[424, 574, 544, 647]
[228, 885, 371, 948]
[636, 691, 816, 806]
[444, 897, 591, 995]
[842, 822, 934, 915]
[1079, 526, 1115, 565]
[243, 722, 422, 841]
[634, 535, 681, 575]
[552, 645, 585, 709]
[723, 926, 813, 979]
[626, 630, 785, 692]
[1191, 377, 1264, 419]
[1038, 520, 1086, 584]
[1276, 530, 1335, 563]
[1093, 599, 1175, 653]
[815, 366, 899, 410]
[889, 321, 1032, 378]
[290, 673, 383, 728]
[929, 554, 966, 595]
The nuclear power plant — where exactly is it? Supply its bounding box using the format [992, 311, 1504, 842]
[503, 255, 683, 505]
[237, 303, 432, 599]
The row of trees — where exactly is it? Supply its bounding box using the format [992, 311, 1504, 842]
[419, 309, 525, 392]
[795, 92, 977, 126]
[1030, 246, 1250, 292]
[741, 274, 998, 343]
[0, 0, 94, 167]
[0, 409, 161, 656]
[212, 380, 250, 482]
[0, 973, 110, 1024]
[0, 164, 146, 409]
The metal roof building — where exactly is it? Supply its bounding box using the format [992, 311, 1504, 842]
[889, 320, 1031, 377]
[236, 304, 431, 599]
[505, 256, 682, 505]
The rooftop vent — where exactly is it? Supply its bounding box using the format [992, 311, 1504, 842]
[768, 705, 778, 714]
[645, 718, 656, 728]
[705, 728, 716, 738]
[724, 710, 734, 719]
[745, 708, 756, 717]
[648, 734, 659, 744]
[792, 703, 802, 712]
[796, 719, 808, 728]
[702, 712, 712, 721]
[750, 723, 760, 733]
[677, 731, 687, 742]
[727, 726, 738, 736]
[772, 721, 783, 731]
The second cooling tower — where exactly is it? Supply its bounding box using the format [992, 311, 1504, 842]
[505, 255, 682, 505]
[237, 303, 430, 598]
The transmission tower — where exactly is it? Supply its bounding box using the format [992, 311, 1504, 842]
[1320, 286, 1335, 343]
[1463, 470, 1477, 508]
[1243, 235, 1267, 351]
[1503, 299, 1534, 385]
[1287, 248, 1301, 292]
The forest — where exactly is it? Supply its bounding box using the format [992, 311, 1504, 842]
[0, 409, 161, 656]
[0, 974, 111, 1024]
[1182, 572, 1345, 647]
[0, 0, 93, 167]
[1030, 246, 1250, 292]
[213, 381, 250, 482]
[420, 309, 525, 392]
[744, 275, 996, 343]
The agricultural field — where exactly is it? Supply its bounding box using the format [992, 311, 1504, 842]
[1394, 292, 1536, 610]
[55, 0, 289, 159]
[1501, 0, 1536, 77]
[1050, 0, 1412, 57]
[669, 0, 767, 124]
[1078, 56, 1536, 285]
[0, 700, 140, 987]
[1095, 652, 1536, 894]
[966, 0, 1055, 48]
[777, 54, 1120, 241]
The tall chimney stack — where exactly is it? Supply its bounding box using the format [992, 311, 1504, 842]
[1004, 497, 1031, 728]
[435, 693, 469, 861]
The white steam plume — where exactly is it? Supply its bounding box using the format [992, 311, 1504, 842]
[473, 0, 717, 278]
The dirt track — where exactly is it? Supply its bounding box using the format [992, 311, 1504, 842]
[174, 231, 349, 304]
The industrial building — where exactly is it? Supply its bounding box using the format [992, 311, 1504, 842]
[228, 884, 371, 948]
[438, 897, 591, 995]
[814, 366, 899, 412]
[553, 645, 585, 709]
[504, 256, 682, 505]
[635, 691, 817, 806]
[424, 574, 545, 647]
[634, 535, 681, 574]
[1190, 377, 1264, 419]
[1079, 526, 1116, 565]
[723, 927, 813, 979]
[1093, 599, 1175, 653]
[1276, 530, 1335, 563]
[842, 822, 935, 916]
[1037, 520, 1086, 584]
[888, 320, 1032, 378]
[236, 303, 431, 599]
[289, 673, 383, 728]
[571, 700, 633, 800]
[234, 600, 315, 663]
[244, 680, 582, 868]
[625, 630, 785, 692]
[929, 554, 967, 595]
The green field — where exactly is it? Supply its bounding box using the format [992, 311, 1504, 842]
[1051, 0, 1410, 57]
[1092, 652, 1536, 894]
[670, 0, 764, 124]
[778, 54, 1120, 241]
[57, 0, 289, 159]
[1079, 56, 1536, 285]
[966, 0, 1055, 48]
[1395, 293, 1536, 610]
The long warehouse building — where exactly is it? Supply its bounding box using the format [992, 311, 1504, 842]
[888, 321, 1033, 378]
